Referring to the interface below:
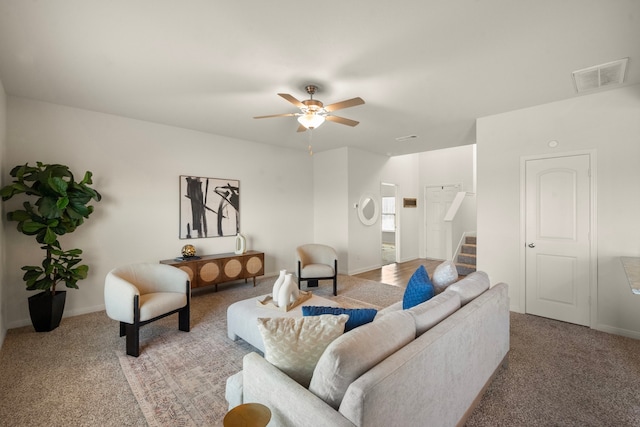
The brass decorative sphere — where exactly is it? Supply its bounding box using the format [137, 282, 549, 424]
[181, 244, 196, 257]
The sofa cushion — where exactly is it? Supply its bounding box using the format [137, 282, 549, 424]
[302, 306, 378, 332]
[256, 314, 348, 388]
[447, 271, 490, 305]
[402, 265, 435, 309]
[432, 260, 459, 294]
[407, 290, 461, 336]
[309, 310, 416, 409]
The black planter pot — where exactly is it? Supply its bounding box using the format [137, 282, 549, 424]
[28, 291, 66, 332]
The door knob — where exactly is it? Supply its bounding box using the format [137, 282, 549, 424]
[528, 243, 536, 248]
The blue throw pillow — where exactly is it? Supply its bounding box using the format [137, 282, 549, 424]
[402, 265, 435, 309]
[302, 306, 378, 332]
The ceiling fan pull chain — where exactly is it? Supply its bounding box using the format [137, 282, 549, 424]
[308, 130, 313, 156]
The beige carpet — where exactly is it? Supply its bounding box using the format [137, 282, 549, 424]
[117, 275, 403, 426]
[3, 274, 640, 426]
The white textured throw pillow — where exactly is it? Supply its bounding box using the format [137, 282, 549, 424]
[309, 310, 416, 409]
[256, 314, 348, 387]
[432, 260, 459, 294]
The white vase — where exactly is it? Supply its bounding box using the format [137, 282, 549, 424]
[278, 273, 297, 308]
[272, 269, 287, 306]
[234, 233, 246, 255]
[290, 276, 300, 300]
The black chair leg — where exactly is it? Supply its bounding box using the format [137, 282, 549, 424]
[179, 305, 190, 332]
[333, 260, 338, 296]
[119, 322, 126, 337]
[125, 323, 140, 357]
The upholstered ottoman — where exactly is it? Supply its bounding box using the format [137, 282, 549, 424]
[227, 293, 339, 353]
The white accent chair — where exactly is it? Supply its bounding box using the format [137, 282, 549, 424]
[296, 244, 338, 296]
[104, 263, 191, 357]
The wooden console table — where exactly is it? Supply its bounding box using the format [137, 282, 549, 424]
[160, 250, 264, 291]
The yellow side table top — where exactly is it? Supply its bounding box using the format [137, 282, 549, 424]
[223, 403, 271, 427]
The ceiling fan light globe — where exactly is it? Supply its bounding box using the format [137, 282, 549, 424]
[297, 113, 325, 129]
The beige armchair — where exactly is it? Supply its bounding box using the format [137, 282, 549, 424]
[104, 263, 190, 357]
[296, 244, 338, 296]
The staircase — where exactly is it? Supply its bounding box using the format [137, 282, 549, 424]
[455, 236, 476, 276]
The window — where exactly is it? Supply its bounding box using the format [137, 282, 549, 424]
[381, 197, 396, 232]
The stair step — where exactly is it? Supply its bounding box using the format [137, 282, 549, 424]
[455, 262, 477, 276]
[465, 236, 477, 245]
[457, 253, 476, 265]
[461, 244, 476, 255]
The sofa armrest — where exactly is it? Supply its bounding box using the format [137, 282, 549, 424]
[241, 352, 356, 427]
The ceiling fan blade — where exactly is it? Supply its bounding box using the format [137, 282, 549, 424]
[253, 113, 297, 119]
[297, 124, 308, 132]
[278, 93, 305, 108]
[324, 97, 365, 112]
[326, 115, 359, 127]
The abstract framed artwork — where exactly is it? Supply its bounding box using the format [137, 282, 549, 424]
[179, 175, 240, 239]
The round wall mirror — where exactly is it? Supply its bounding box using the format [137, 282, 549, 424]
[357, 194, 379, 226]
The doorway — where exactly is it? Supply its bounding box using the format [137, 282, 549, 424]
[381, 183, 397, 265]
[425, 184, 461, 260]
[524, 153, 594, 326]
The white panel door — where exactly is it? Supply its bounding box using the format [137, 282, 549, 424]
[425, 185, 459, 260]
[525, 154, 591, 326]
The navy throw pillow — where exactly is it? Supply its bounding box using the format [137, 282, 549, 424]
[402, 265, 435, 309]
[302, 306, 378, 332]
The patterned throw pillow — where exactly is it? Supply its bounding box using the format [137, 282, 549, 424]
[256, 314, 348, 387]
[301, 306, 378, 332]
[402, 265, 435, 309]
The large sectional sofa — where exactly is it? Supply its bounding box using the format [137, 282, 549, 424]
[226, 271, 510, 427]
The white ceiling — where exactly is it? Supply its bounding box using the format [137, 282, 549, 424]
[0, 1, 638, 156]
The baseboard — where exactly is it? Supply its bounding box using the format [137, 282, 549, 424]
[595, 323, 640, 340]
[7, 303, 106, 330]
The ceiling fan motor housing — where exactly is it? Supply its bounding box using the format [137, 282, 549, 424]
[303, 99, 324, 112]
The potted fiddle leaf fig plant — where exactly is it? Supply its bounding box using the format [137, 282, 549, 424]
[0, 162, 102, 331]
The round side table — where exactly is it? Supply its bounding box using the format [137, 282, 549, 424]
[223, 403, 271, 427]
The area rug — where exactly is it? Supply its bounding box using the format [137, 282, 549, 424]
[117, 275, 403, 426]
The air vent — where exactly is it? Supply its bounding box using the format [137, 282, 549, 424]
[572, 58, 628, 93]
[395, 135, 418, 142]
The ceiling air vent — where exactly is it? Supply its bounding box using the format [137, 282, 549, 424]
[572, 58, 628, 93]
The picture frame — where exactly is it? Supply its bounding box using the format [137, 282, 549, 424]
[179, 175, 240, 239]
[403, 197, 417, 208]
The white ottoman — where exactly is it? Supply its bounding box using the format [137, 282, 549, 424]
[227, 293, 339, 352]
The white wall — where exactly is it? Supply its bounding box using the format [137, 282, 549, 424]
[313, 148, 349, 272]
[477, 84, 640, 338]
[312, 147, 422, 275]
[418, 144, 476, 258]
[0, 78, 6, 343]
[3, 96, 314, 328]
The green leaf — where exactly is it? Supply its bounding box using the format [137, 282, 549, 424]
[7, 210, 31, 222]
[43, 227, 57, 244]
[38, 196, 63, 219]
[80, 171, 93, 185]
[56, 197, 70, 210]
[21, 221, 46, 233]
[48, 176, 68, 195]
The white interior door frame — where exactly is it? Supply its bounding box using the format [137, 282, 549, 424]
[519, 149, 598, 328]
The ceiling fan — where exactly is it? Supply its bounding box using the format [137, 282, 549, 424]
[254, 85, 365, 132]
